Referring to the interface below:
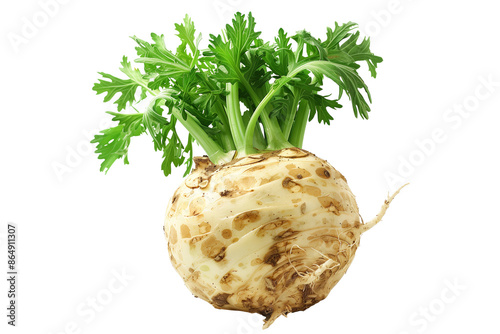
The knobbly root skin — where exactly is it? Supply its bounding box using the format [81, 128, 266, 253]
[164, 148, 402, 328]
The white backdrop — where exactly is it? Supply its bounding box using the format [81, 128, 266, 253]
[1, 0, 499, 333]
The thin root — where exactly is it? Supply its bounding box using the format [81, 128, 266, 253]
[288, 244, 309, 278]
[361, 183, 408, 233]
[288, 245, 340, 283]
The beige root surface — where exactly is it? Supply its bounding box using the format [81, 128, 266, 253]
[164, 148, 401, 328]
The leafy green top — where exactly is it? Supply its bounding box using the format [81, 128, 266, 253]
[92, 13, 382, 177]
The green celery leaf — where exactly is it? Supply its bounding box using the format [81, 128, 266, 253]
[133, 34, 192, 78]
[293, 30, 328, 60]
[93, 56, 149, 111]
[321, 22, 358, 51]
[304, 94, 341, 125]
[175, 14, 201, 64]
[291, 60, 372, 119]
[91, 112, 145, 172]
[343, 33, 383, 77]
[161, 130, 185, 177]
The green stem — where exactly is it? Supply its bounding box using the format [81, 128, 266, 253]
[244, 87, 292, 153]
[259, 112, 286, 150]
[225, 82, 246, 153]
[244, 62, 321, 150]
[171, 107, 233, 164]
[283, 89, 301, 139]
[214, 100, 235, 152]
[288, 101, 309, 148]
[238, 75, 289, 151]
[242, 111, 266, 151]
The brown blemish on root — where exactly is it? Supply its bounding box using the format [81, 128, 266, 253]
[189, 234, 208, 248]
[219, 190, 231, 197]
[300, 202, 307, 214]
[201, 235, 226, 261]
[264, 277, 278, 291]
[289, 168, 311, 179]
[221, 272, 243, 292]
[284, 271, 300, 287]
[303, 185, 321, 197]
[188, 270, 200, 282]
[168, 226, 178, 244]
[245, 165, 266, 173]
[301, 284, 315, 304]
[282, 177, 302, 193]
[214, 249, 226, 262]
[172, 194, 179, 204]
[284, 178, 322, 197]
[241, 297, 255, 310]
[260, 173, 282, 185]
[257, 219, 291, 237]
[274, 229, 298, 240]
[318, 196, 345, 215]
[233, 210, 260, 231]
[316, 167, 331, 179]
[189, 197, 206, 216]
[212, 293, 231, 307]
[220, 272, 236, 291]
[221, 229, 232, 239]
[193, 156, 215, 171]
[251, 258, 263, 266]
[180, 224, 191, 238]
[260, 307, 274, 320]
[318, 196, 334, 208]
[264, 246, 281, 266]
[198, 222, 211, 234]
